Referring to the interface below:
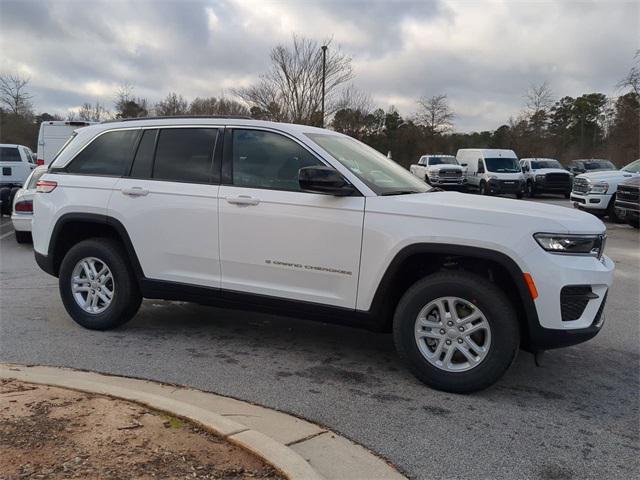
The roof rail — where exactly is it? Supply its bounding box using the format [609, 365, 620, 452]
[101, 115, 253, 124]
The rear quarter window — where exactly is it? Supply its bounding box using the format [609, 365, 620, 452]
[66, 130, 139, 176]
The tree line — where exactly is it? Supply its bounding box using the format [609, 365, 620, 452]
[1, 36, 637, 168]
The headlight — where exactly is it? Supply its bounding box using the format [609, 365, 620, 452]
[589, 181, 608, 194]
[534, 233, 606, 258]
[535, 174, 546, 181]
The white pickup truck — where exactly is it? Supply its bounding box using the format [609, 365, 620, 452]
[409, 155, 466, 190]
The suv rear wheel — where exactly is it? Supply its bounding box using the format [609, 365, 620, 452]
[393, 271, 519, 393]
[59, 238, 142, 330]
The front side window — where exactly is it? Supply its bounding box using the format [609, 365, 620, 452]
[305, 133, 429, 195]
[585, 161, 616, 170]
[130, 129, 157, 179]
[67, 130, 139, 176]
[0, 147, 21, 162]
[484, 157, 521, 173]
[153, 128, 217, 183]
[232, 129, 323, 192]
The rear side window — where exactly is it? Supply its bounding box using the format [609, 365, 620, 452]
[0, 147, 21, 162]
[153, 128, 217, 183]
[67, 130, 139, 176]
[232, 129, 322, 192]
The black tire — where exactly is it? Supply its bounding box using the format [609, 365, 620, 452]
[393, 271, 520, 393]
[628, 218, 640, 229]
[564, 192, 570, 199]
[58, 238, 142, 330]
[0, 187, 11, 215]
[479, 181, 488, 195]
[606, 195, 625, 224]
[15, 231, 31, 244]
[516, 191, 524, 199]
[9, 187, 20, 207]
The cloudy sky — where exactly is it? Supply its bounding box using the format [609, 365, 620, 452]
[1, 0, 637, 131]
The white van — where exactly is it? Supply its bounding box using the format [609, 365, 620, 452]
[456, 149, 524, 198]
[36, 121, 96, 165]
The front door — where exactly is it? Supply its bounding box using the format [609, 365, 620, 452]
[218, 128, 365, 308]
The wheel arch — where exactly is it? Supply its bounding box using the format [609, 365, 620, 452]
[46, 213, 144, 281]
[368, 243, 539, 347]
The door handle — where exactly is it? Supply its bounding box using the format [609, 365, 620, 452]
[226, 195, 260, 206]
[121, 187, 149, 197]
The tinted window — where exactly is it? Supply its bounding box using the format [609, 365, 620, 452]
[0, 147, 21, 162]
[531, 160, 562, 169]
[154, 128, 217, 183]
[68, 130, 139, 176]
[130, 129, 157, 179]
[429, 157, 458, 165]
[484, 157, 520, 173]
[233, 130, 322, 192]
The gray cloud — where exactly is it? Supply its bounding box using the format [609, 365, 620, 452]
[1, 0, 636, 131]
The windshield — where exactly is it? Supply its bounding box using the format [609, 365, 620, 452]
[585, 161, 616, 170]
[531, 160, 563, 169]
[306, 133, 430, 195]
[622, 159, 640, 173]
[485, 157, 521, 173]
[429, 156, 458, 166]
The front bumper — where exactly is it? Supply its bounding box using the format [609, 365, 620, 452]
[521, 244, 614, 350]
[570, 192, 610, 211]
[11, 213, 32, 232]
[488, 179, 523, 194]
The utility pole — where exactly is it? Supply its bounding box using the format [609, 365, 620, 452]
[321, 45, 327, 127]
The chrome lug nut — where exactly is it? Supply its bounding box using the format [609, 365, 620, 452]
[457, 338, 463, 344]
[458, 326, 464, 332]
[447, 321, 454, 326]
[445, 340, 452, 345]
[440, 329, 446, 334]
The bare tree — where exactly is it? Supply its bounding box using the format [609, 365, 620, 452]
[78, 101, 109, 122]
[114, 82, 148, 118]
[155, 92, 188, 116]
[234, 35, 353, 125]
[415, 94, 454, 134]
[189, 97, 249, 116]
[525, 81, 555, 114]
[617, 50, 640, 96]
[334, 84, 373, 114]
[0, 72, 33, 116]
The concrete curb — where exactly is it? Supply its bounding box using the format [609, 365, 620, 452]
[1, 364, 406, 480]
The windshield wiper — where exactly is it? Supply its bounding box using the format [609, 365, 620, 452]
[380, 190, 421, 196]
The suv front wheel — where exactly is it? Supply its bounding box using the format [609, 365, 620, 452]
[393, 271, 519, 393]
[59, 238, 142, 330]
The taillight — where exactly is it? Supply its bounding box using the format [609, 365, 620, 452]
[36, 180, 57, 193]
[36, 159, 45, 166]
[14, 200, 33, 213]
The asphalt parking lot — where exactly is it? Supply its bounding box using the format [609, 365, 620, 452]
[1, 196, 638, 480]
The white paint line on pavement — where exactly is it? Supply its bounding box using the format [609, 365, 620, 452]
[0, 229, 15, 240]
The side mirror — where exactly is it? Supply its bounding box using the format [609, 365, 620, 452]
[299, 166, 356, 196]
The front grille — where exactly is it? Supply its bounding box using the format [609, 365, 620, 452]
[544, 173, 571, 186]
[439, 169, 462, 179]
[617, 184, 639, 204]
[498, 180, 520, 192]
[561, 285, 595, 321]
[572, 178, 589, 194]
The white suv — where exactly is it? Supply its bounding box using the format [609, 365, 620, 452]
[32, 117, 615, 393]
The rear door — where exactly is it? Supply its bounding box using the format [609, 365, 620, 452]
[218, 128, 365, 308]
[108, 127, 222, 287]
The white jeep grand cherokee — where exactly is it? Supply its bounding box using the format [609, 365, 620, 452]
[32, 117, 614, 393]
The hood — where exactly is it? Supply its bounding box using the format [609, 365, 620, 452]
[428, 164, 464, 172]
[531, 168, 570, 176]
[370, 192, 605, 235]
[576, 170, 635, 182]
[620, 176, 640, 187]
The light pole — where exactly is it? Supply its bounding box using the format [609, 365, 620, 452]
[321, 45, 327, 127]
